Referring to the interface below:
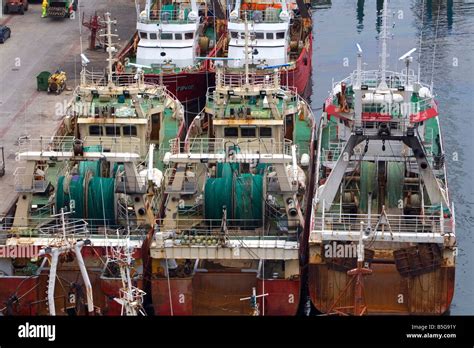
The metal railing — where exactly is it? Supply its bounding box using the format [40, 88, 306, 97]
[82, 136, 143, 156]
[311, 212, 453, 236]
[335, 70, 419, 91]
[38, 218, 89, 238]
[206, 89, 298, 117]
[163, 167, 198, 194]
[155, 217, 300, 240]
[80, 70, 166, 90]
[17, 136, 75, 154]
[17, 136, 142, 158]
[329, 70, 438, 119]
[13, 167, 48, 193]
[0, 215, 147, 239]
[230, 10, 289, 24]
[215, 69, 281, 89]
[140, 9, 198, 24]
[170, 137, 293, 157]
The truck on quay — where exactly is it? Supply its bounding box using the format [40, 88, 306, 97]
[42, 0, 77, 18]
[4, 0, 29, 15]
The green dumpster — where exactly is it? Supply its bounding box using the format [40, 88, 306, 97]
[36, 71, 51, 91]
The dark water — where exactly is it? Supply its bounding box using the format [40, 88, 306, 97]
[310, 0, 474, 314]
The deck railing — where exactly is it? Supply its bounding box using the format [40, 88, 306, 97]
[311, 211, 453, 236]
[140, 9, 198, 24]
[216, 69, 281, 89]
[17, 136, 142, 158]
[13, 167, 48, 193]
[0, 215, 147, 239]
[82, 136, 143, 156]
[155, 217, 300, 241]
[170, 137, 293, 157]
[230, 10, 289, 24]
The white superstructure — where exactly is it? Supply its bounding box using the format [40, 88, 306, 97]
[227, 0, 291, 67]
[136, 0, 201, 68]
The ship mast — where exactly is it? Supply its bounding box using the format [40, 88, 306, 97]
[244, 16, 250, 86]
[378, 0, 390, 90]
[101, 12, 118, 87]
[39, 210, 95, 316]
[110, 231, 146, 316]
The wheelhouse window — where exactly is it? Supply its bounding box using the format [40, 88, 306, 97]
[184, 32, 194, 40]
[224, 127, 238, 137]
[259, 127, 272, 137]
[123, 125, 138, 136]
[255, 32, 264, 40]
[89, 125, 103, 136]
[105, 126, 121, 136]
[266, 32, 274, 40]
[276, 32, 285, 39]
[139, 32, 148, 39]
[175, 33, 182, 40]
[160, 33, 173, 40]
[149, 33, 158, 40]
[240, 126, 256, 137]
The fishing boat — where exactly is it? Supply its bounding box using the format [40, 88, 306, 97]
[117, 0, 227, 106]
[0, 13, 185, 316]
[147, 20, 316, 315]
[215, 0, 313, 97]
[305, 0, 456, 315]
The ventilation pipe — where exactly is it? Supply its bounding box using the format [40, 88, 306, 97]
[230, 0, 242, 21]
[188, 0, 199, 21]
[279, 0, 290, 22]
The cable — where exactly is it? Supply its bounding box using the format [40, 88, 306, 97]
[430, 1, 442, 91]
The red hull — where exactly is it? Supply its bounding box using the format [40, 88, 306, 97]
[144, 70, 215, 103]
[0, 276, 39, 315]
[308, 263, 455, 315]
[151, 277, 193, 315]
[256, 278, 300, 316]
[100, 277, 144, 316]
[281, 34, 313, 98]
[151, 273, 301, 316]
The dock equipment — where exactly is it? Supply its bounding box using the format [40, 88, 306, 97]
[36, 71, 52, 91]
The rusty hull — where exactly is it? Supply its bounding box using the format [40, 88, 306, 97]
[308, 262, 455, 315]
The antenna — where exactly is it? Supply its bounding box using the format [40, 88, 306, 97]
[356, 43, 363, 88]
[127, 62, 152, 69]
[240, 287, 269, 316]
[398, 48, 417, 61]
[81, 53, 90, 66]
[80, 53, 89, 86]
[399, 48, 416, 87]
